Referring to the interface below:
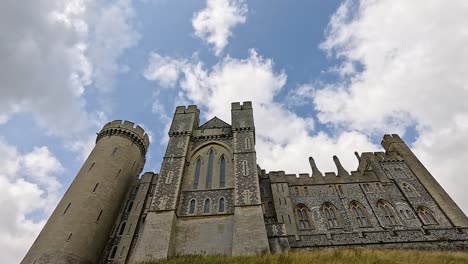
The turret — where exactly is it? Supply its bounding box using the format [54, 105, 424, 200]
[21, 120, 149, 264]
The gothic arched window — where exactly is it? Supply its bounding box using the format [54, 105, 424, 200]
[401, 182, 418, 197]
[295, 187, 300, 196]
[322, 202, 340, 228]
[304, 186, 309, 195]
[295, 204, 312, 229]
[220, 156, 226, 188]
[204, 198, 211, 213]
[189, 199, 196, 214]
[193, 158, 201, 190]
[219, 198, 225, 212]
[417, 206, 438, 225]
[350, 201, 369, 227]
[206, 149, 214, 189]
[377, 200, 399, 225]
[109, 245, 118, 260]
[165, 171, 173, 184]
[118, 222, 126, 236]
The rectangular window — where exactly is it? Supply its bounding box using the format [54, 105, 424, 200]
[96, 210, 103, 222]
[92, 183, 99, 193]
[279, 198, 282, 205]
[282, 215, 285, 223]
[288, 215, 292, 224]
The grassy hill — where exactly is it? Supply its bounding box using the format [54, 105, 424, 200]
[141, 249, 468, 264]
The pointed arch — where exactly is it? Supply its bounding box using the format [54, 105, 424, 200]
[401, 182, 419, 197]
[245, 137, 251, 150]
[349, 201, 370, 227]
[219, 197, 225, 212]
[189, 199, 196, 214]
[204, 198, 211, 213]
[219, 155, 226, 188]
[118, 222, 126, 236]
[295, 203, 313, 229]
[322, 202, 340, 228]
[193, 157, 202, 189]
[109, 245, 118, 260]
[242, 160, 249, 176]
[206, 149, 214, 189]
[377, 200, 399, 226]
[417, 206, 438, 225]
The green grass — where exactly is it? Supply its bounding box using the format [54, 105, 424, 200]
[140, 249, 468, 264]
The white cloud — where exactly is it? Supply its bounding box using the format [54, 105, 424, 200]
[192, 0, 247, 56]
[144, 49, 377, 175]
[0, 139, 63, 264]
[314, 0, 468, 213]
[144, 53, 187, 88]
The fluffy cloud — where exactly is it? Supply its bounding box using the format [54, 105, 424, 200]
[144, 49, 378, 175]
[0, 0, 138, 137]
[314, 0, 468, 213]
[192, 0, 247, 55]
[0, 139, 63, 264]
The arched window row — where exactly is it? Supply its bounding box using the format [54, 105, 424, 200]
[187, 197, 227, 215]
[401, 182, 419, 197]
[192, 147, 229, 190]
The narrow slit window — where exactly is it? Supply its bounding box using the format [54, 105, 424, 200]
[165, 171, 173, 184]
[219, 198, 225, 212]
[193, 158, 201, 189]
[66, 233, 72, 241]
[245, 137, 251, 149]
[131, 161, 136, 169]
[288, 215, 292, 224]
[220, 156, 226, 188]
[115, 169, 121, 179]
[63, 203, 71, 215]
[92, 183, 99, 193]
[242, 160, 249, 176]
[111, 147, 118, 156]
[96, 210, 103, 222]
[88, 162, 95, 171]
[127, 202, 133, 213]
[206, 149, 214, 189]
[204, 199, 211, 213]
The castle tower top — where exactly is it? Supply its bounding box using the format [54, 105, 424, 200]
[96, 120, 150, 155]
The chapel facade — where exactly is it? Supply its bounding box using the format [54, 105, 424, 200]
[21, 102, 468, 264]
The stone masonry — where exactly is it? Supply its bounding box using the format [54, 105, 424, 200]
[21, 102, 468, 264]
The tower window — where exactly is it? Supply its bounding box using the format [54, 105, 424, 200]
[304, 187, 309, 195]
[63, 203, 71, 215]
[92, 183, 99, 193]
[118, 222, 126, 236]
[66, 233, 72, 241]
[115, 169, 121, 179]
[219, 198, 225, 212]
[165, 171, 173, 184]
[245, 137, 251, 149]
[109, 246, 118, 260]
[88, 162, 95, 172]
[127, 201, 133, 212]
[206, 149, 214, 189]
[242, 160, 249, 176]
[204, 198, 211, 213]
[111, 147, 118, 156]
[193, 158, 201, 190]
[96, 210, 103, 222]
[189, 199, 196, 214]
[220, 156, 226, 188]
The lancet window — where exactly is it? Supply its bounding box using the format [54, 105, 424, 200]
[350, 201, 369, 227]
[295, 204, 312, 229]
[322, 202, 340, 228]
[417, 207, 438, 225]
[377, 200, 399, 225]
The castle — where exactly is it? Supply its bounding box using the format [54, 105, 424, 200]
[21, 102, 468, 264]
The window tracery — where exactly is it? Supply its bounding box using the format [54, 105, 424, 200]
[322, 202, 340, 228]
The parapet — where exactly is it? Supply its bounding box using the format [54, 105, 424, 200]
[231, 101, 253, 110]
[175, 105, 199, 114]
[381, 134, 404, 150]
[97, 120, 150, 155]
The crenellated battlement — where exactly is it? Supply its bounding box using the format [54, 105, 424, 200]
[381, 133, 404, 150]
[231, 101, 253, 110]
[175, 105, 199, 114]
[267, 169, 379, 186]
[97, 120, 150, 155]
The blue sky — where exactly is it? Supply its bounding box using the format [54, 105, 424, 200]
[2, 0, 468, 262]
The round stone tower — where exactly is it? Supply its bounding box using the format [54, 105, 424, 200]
[21, 120, 150, 264]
